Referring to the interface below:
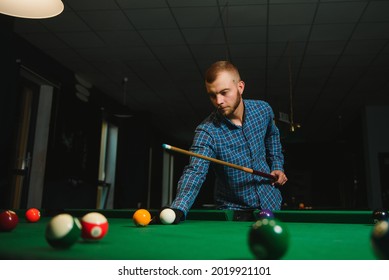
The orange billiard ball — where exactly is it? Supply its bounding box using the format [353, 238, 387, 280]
[133, 209, 151, 226]
[25, 208, 41, 223]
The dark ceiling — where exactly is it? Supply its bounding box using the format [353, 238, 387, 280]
[12, 0, 389, 144]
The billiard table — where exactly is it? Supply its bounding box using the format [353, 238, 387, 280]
[0, 209, 378, 260]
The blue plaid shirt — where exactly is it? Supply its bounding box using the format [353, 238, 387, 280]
[170, 99, 284, 216]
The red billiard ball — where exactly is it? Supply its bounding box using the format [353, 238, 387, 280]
[81, 212, 109, 241]
[133, 209, 151, 226]
[25, 208, 41, 223]
[0, 210, 19, 231]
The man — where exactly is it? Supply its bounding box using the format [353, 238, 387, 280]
[167, 61, 287, 223]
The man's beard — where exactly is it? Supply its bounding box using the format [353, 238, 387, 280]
[218, 92, 241, 117]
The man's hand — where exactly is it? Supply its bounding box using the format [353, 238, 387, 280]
[271, 170, 288, 186]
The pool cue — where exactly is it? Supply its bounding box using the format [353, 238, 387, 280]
[162, 144, 276, 181]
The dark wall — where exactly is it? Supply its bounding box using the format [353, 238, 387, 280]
[42, 86, 102, 209]
[0, 27, 104, 209]
[0, 15, 18, 208]
[363, 106, 389, 209]
[281, 116, 367, 210]
[0, 15, 158, 210]
[114, 113, 153, 209]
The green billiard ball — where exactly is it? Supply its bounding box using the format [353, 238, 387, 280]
[45, 214, 81, 249]
[248, 218, 289, 259]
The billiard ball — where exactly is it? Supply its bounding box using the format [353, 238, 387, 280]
[159, 208, 176, 225]
[25, 208, 41, 223]
[45, 214, 81, 249]
[371, 220, 389, 259]
[256, 209, 274, 220]
[0, 210, 19, 231]
[133, 209, 151, 226]
[81, 212, 109, 241]
[248, 218, 289, 259]
[372, 209, 389, 224]
[9, 211, 18, 225]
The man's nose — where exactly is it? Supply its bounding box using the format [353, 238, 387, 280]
[216, 95, 224, 105]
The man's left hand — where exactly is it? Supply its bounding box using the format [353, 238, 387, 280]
[271, 170, 288, 186]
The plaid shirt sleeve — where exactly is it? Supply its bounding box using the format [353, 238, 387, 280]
[169, 127, 215, 214]
[264, 104, 284, 172]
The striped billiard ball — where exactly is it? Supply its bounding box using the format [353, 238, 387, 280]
[81, 212, 109, 241]
[45, 214, 81, 249]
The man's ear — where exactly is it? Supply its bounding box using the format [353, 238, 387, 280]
[238, 80, 245, 95]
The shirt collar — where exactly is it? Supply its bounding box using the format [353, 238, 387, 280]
[214, 100, 246, 129]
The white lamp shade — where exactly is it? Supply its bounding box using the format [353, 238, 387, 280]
[0, 0, 64, 19]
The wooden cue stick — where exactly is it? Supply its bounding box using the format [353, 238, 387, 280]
[162, 144, 276, 181]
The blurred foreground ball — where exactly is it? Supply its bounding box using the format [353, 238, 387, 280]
[248, 218, 289, 259]
[45, 214, 81, 249]
[371, 220, 389, 259]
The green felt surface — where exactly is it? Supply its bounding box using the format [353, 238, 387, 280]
[0, 210, 378, 260]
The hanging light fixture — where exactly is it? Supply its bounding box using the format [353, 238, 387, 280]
[287, 41, 301, 133]
[0, 0, 64, 19]
[282, 41, 305, 143]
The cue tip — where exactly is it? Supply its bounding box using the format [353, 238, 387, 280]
[162, 144, 171, 150]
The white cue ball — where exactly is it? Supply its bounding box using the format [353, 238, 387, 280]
[160, 208, 176, 225]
